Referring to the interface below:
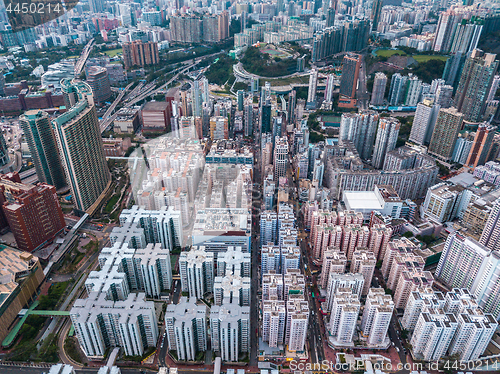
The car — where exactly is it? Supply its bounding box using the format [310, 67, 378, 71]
[395, 347, 400, 352]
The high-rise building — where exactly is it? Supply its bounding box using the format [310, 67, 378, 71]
[210, 116, 228, 140]
[455, 49, 499, 122]
[261, 103, 271, 133]
[371, 72, 387, 106]
[285, 294, 309, 352]
[410, 306, 458, 361]
[262, 300, 286, 347]
[409, 99, 441, 146]
[393, 270, 434, 309]
[320, 248, 347, 289]
[179, 246, 215, 299]
[372, 117, 400, 169]
[433, 11, 464, 53]
[487, 75, 500, 102]
[351, 248, 376, 296]
[210, 302, 250, 362]
[326, 273, 364, 312]
[450, 17, 483, 55]
[388, 73, 408, 106]
[465, 123, 497, 168]
[471, 250, 500, 320]
[54, 79, 111, 213]
[307, 68, 318, 108]
[328, 288, 361, 345]
[402, 287, 446, 331]
[165, 297, 207, 361]
[122, 41, 159, 69]
[89, 0, 104, 13]
[0, 176, 66, 252]
[436, 233, 490, 290]
[404, 75, 422, 107]
[70, 292, 158, 358]
[435, 84, 453, 108]
[19, 110, 67, 190]
[480, 198, 500, 251]
[371, 0, 383, 32]
[274, 137, 288, 180]
[338, 110, 379, 160]
[86, 66, 111, 104]
[325, 74, 335, 103]
[360, 288, 394, 346]
[428, 107, 464, 161]
[0, 133, 8, 168]
[339, 53, 361, 107]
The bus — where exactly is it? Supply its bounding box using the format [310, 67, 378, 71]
[311, 292, 315, 299]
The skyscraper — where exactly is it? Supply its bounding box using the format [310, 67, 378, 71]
[307, 68, 318, 108]
[479, 198, 500, 251]
[388, 73, 408, 106]
[19, 110, 67, 190]
[0, 133, 8, 168]
[86, 66, 111, 104]
[325, 74, 335, 103]
[372, 117, 400, 169]
[122, 41, 160, 69]
[261, 103, 271, 133]
[0, 176, 66, 252]
[360, 288, 394, 346]
[274, 137, 289, 180]
[435, 84, 453, 108]
[449, 17, 483, 54]
[409, 99, 441, 145]
[339, 53, 361, 107]
[192, 79, 202, 117]
[54, 79, 111, 213]
[455, 49, 499, 122]
[465, 123, 497, 168]
[428, 107, 464, 161]
[371, 72, 387, 106]
[433, 11, 464, 53]
[371, 0, 383, 32]
[89, 0, 104, 13]
[436, 233, 490, 290]
[404, 75, 422, 107]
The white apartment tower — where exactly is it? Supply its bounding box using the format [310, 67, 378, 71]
[436, 233, 490, 290]
[179, 246, 215, 299]
[262, 300, 286, 347]
[326, 273, 364, 312]
[351, 248, 376, 296]
[372, 117, 401, 169]
[285, 294, 309, 352]
[328, 288, 361, 346]
[210, 302, 250, 362]
[402, 287, 446, 331]
[410, 307, 459, 361]
[274, 137, 289, 180]
[360, 288, 394, 346]
[320, 247, 347, 289]
[164, 297, 207, 362]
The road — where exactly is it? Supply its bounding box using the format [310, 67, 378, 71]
[75, 39, 95, 76]
[99, 82, 134, 132]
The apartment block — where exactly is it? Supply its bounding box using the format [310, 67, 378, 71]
[179, 246, 215, 299]
[217, 246, 251, 278]
[326, 273, 364, 312]
[402, 287, 446, 331]
[393, 270, 434, 309]
[165, 297, 207, 361]
[285, 294, 309, 352]
[360, 288, 394, 346]
[351, 248, 376, 296]
[381, 238, 418, 279]
[214, 274, 250, 306]
[70, 292, 158, 358]
[387, 253, 425, 290]
[210, 302, 250, 362]
[262, 300, 286, 347]
[262, 271, 284, 301]
[328, 288, 361, 346]
[320, 247, 347, 289]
